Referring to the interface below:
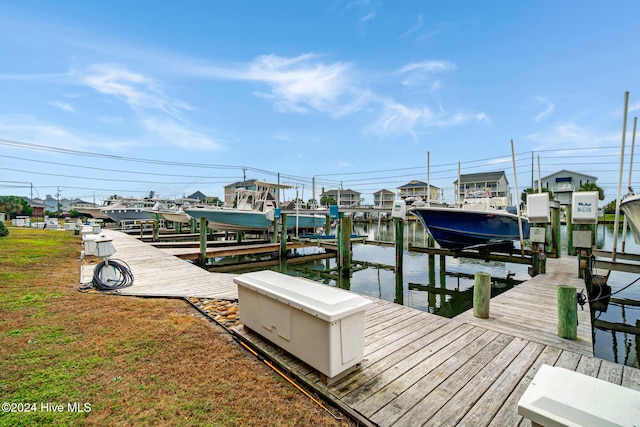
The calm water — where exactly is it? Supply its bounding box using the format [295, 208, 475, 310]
[214, 220, 640, 367]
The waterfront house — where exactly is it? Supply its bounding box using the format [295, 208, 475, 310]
[320, 188, 362, 207]
[373, 189, 395, 209]
[223, 179, 292, 206]
[397, 180, 440, 202]
[533, 169, 598, 207]
[454, 171, 512, 206]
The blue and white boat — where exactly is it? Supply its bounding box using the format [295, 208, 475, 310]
[185, 188, 324, 232]
[409, 193, 529, 250]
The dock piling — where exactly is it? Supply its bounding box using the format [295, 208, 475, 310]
[199, 217, 207, 266]
[473, 271, 491, 318]
[558, 285, 578, 340]
[394, 217, 404, 273]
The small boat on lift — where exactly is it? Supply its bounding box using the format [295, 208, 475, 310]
[185, 187, 324, 232]
[620, 191, 640, 243]
[408, 191, 529, 250]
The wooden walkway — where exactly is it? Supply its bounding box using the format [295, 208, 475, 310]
[80, 230, 238, 299]
[158, 241, 309, 261]
[79, 230, 640, 426]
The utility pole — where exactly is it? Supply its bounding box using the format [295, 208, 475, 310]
[56, 187, 61, 215]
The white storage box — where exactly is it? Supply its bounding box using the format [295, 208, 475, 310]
[571, 191, 599, 224]
[518, 364, 640, 426]
[234, 270, 372, 379]
[527, 193, 550, 223]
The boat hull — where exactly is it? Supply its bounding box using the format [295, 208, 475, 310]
[620, 194, 640, 244]
[76, 207, 110, 219]
[102, 208, 158, 223]
[184, 208, 325, 231]
[409, 206, 529, 250]
[161, 211, 190, 224]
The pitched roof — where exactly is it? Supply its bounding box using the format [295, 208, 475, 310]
[538, 169, 597, 181]
[398, 180, 440, 189]
[321, 188, 361, 196]
[188, 191, 207, 200]
[454, 171, 507, 184]
[373, 189, 395, 195]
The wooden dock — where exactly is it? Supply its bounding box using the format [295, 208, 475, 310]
[158, 241, 310, 261]
[79, 230, 640, 426]
[80, 230, 238, 299]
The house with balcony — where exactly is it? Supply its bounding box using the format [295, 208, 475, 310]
[320, 188, 362, 207]
[534, 170, 597, 206]
[454, 171, 511, 206]
[397, 180, 440, 203]
[373, 189, 395, 209]
[223, 179, 291, 206]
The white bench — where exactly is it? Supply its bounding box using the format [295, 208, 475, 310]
[234, 270, 372, 381]
[518, 364, 640, 427]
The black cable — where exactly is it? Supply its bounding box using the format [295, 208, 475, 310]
[589, 257, 640, 303]
[92, 259, 134, 291]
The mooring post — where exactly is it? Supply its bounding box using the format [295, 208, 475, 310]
[439, 255, 446, 287]
[428, 236, 436, 286]
[566, 205, 575, 255]
[199, 217, 207, 266]
[271, 217, 278, 243]
[550, 202, 561, 258]
[324, 215, 331, 235]
[394, 217, 404, 273]
[558, 285, 578, 340]
[280, 213, 288, 257]
[190, 217, 197, 234]
[394, 267, 404, 304]
[339, 214, 352, 277]
[153, 213, 160, 242]
[473, 271, 492, 318]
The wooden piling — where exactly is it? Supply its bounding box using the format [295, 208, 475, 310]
[566, 205, 575, 255]
[339, 215, 352, 277]
[394, 217, 404, 273]
[558, 285, 578, 339]
[473, 272, 491, 319]
[199, 217, 207, 266]
[280, 213, 287, 257]
[271, 218, 278, 243]
[550, 204, 561, 258]
[324, 215, 331, 235]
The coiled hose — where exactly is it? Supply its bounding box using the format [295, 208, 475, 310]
[92, 259, 134, 291]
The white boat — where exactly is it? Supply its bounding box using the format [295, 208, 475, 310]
[185, 188, 324, 232]
[620, 192, 640, 243]
[102, 198, 165, 224]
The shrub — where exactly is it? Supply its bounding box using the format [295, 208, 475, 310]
[0, 220, 8, 237]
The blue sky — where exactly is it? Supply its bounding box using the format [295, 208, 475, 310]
[1, 1, 640, 205]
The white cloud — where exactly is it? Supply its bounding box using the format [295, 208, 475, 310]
[360, 11, 376, 24]
[189, 53, 368, 117]
[534, 96, 555, 122]
[526, 122, 617, 151]
[369, 99, 486, 137]
[77, 63, 192, 116]
[51, 101, 74, 112]
[141, 117, 222, 151]
[402, 15, 424, 38]
[396, 60, 456, 88]
[0, 115, 134, 152]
